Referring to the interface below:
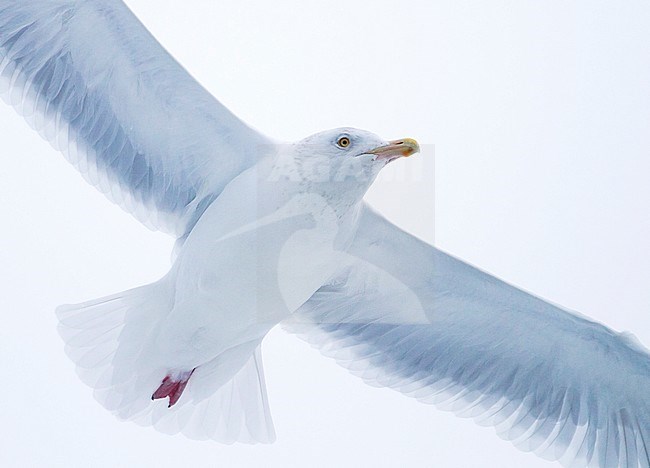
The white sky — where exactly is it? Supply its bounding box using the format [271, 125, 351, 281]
[1, 1, 650, 467]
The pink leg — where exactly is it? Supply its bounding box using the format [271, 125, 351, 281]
[151, 368, 196, 408]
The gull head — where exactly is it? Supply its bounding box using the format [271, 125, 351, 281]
[270, 127, 419, 212]
[293, 127, 419, 167]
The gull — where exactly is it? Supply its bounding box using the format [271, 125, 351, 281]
[0, 1, 649, 467]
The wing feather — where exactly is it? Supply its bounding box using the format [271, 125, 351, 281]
[0, 0, 272, 235]
[287, 203, 650, 467]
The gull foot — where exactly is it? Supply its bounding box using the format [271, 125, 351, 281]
[151, 369, 196, 407]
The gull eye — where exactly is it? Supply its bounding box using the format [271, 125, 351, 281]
[336, 136, 351, 149]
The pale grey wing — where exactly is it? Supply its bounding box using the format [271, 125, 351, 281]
[0, 0, 272, 236]
[286, 203, 650, 468]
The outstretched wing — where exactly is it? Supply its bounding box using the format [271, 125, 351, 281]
[0, 0, 272, 236]
[286, 203, 650, 467]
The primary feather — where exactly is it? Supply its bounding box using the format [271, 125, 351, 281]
[287, 204, 650, 467]
[0, 0, 272, 236]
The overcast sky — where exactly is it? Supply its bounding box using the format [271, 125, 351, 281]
[1, 1, 650, 467]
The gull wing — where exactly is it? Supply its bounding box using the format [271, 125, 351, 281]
[287, 203, 650, 467]
[0, 0, 273, 236]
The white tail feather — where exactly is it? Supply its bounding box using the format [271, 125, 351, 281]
[56, 283, 276, 443]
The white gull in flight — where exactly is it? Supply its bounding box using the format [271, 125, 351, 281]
[1, 2, 649, 466]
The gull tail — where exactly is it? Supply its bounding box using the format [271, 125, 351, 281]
[56, 282, 276, 444]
